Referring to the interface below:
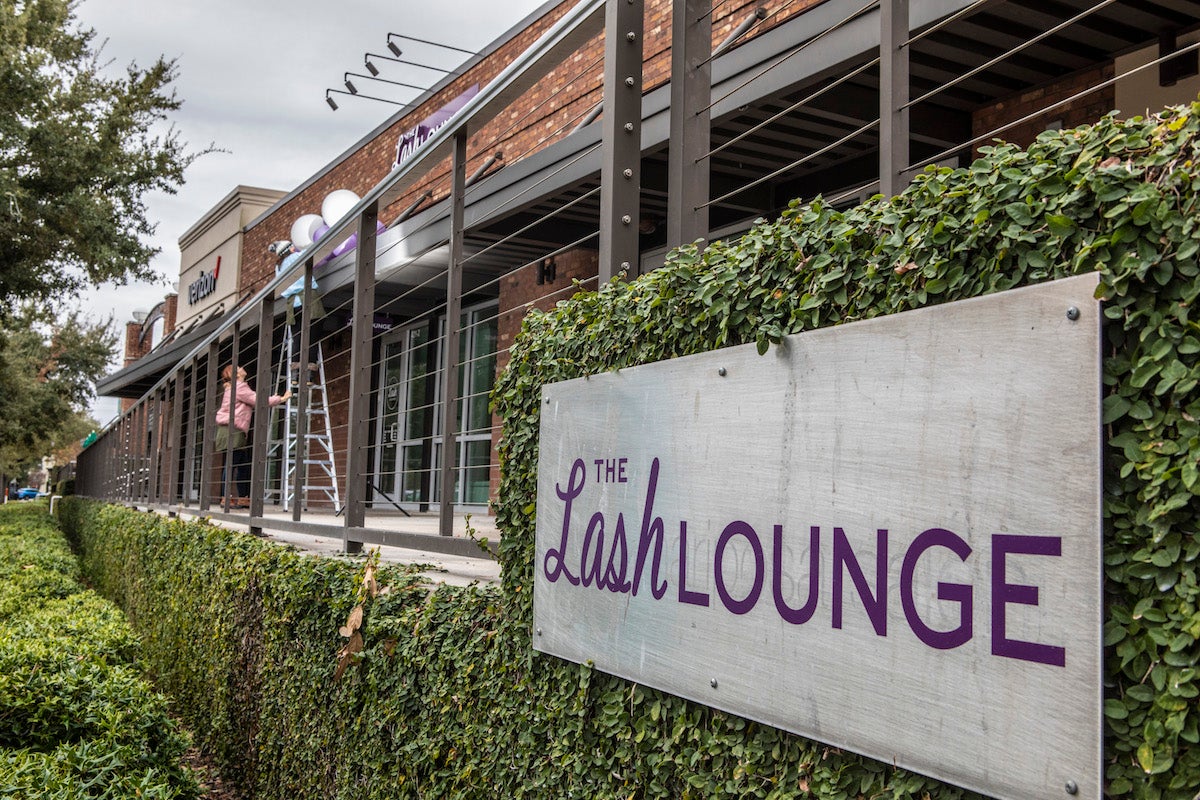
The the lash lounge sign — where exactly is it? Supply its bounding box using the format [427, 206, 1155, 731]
[394, 85, 479, 167]
[534, 274, 1103, 800]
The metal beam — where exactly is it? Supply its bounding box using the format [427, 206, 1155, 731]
[249, 295, 275, 530]
[668, 0, 712, 250]
[880, 0, 910, 197]
[199, 342, 219, 511]
[292, 257, 315, 522]
[599, 0, 645, 281]
[439, 132, 468, 537]
[344, 202, 379, 553]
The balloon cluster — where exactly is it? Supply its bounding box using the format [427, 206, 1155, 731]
[288, 189, 385, 265]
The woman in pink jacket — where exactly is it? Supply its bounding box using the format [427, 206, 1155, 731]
[214, 365, 290, 507]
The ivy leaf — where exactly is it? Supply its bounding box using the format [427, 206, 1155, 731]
[1137, 742, 1155, 773]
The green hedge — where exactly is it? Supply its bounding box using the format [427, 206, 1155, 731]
[64, 104, 1200, 799]
[0, 502, 197, 800]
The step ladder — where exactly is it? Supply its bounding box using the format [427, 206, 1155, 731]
[266, 326, 341, 513]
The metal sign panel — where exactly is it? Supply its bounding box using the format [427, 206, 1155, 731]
[534, 274, 1102, 800]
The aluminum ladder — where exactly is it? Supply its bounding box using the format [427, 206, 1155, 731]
[267, 326, 341, 512]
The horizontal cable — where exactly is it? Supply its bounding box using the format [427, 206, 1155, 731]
[907, 38, 1200, 172]
[705, 0, 879, 114]
[704, 56, 879, 161]
[901, 0, 990, 47]
[902, 0, 1121, 111]
[703, 117, 879, 209]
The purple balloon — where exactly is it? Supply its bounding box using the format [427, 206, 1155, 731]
[332, 234, 358, 257]
[312, 223, 330, 243]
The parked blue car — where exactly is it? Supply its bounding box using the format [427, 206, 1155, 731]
[15, 487, 45, 499]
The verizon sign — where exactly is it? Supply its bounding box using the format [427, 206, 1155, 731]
[187, 256, 220, 305]
[534, 274, 1102, 800]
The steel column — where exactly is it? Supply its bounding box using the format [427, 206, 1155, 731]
[249, 294, 276, 529]
[169, 369, 185, 509]
[198, 342, 219, 511]
[344, 203, 379, 553]
[183, 360, 199, 506]
[221, 325, 242, 512]
[148, 389, 162, 504]
[598, 0, 644, 282]
[292, 256, 315, 522]
[880, 0, 910, 197]
[438, 132, 468, 538]
[667, 0, 712, 250]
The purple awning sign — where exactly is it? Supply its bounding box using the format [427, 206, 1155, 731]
[394, 85, 479, 167]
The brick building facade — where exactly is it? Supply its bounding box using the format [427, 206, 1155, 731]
[97, 0, 1200, 514]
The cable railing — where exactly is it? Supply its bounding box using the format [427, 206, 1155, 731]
[76, 0, 1189, 563]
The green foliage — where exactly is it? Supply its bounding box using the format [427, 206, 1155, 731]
[492, 106, 1200, 799]
[0, 306, 113, 470]
[60, 104, 1200, 799]
[0, 0, 201, 306]
[0, 502, 197, 799]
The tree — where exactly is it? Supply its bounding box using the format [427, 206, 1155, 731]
[0, 0, 200, 307]
[0, 306, 115, 476]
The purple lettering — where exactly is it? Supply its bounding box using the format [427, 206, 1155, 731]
[678, 521, 709, 607]
[773, 525, 820, 625]
[543, 459, 584, 585]
[715, 521, 764, 615]
[832, 527, 888, 636]
[991, 534, 1065, 667]
[603, 513, 632, 593]
[580, 512, 605, 588]
[631, 458, 668, 599]
[900, 528, 973, 649]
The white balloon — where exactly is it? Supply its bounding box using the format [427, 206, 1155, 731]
[289, 214, 324, 249]
[321, 189, 360, 226]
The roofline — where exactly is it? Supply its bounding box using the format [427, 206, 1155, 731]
[244, 0, 571, 233]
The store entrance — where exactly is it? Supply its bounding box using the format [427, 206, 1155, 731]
[373, 300, 498, 510]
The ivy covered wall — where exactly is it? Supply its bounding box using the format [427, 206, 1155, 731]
[64, 105, 1200, 799]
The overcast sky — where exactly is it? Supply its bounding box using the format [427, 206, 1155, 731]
[73, 0, 550, 425]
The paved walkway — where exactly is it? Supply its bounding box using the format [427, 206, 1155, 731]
[169, 506, 503, 588]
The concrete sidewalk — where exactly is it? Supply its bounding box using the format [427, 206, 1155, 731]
[170, 507, 503, 588]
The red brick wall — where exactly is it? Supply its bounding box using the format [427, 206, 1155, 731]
[123, 321, 148, 368]
[972, 62, 1115, 153]
[240, 0, 827, 299]
[235, 0, 828, 509]
[489, 247, 600, 499]
[163, 294, 178, 336]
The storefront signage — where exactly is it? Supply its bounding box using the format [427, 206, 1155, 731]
[187, 256, 221, 305]
[534, 274, 1102, 800]
[394, 86, 479, 167]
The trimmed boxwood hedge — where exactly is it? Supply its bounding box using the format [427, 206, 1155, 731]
[64, 104, 1200, 799]
[0, 501, 197, 800]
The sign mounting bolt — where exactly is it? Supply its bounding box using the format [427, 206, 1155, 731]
[710, 678, 718, 689]
[1064, 780, 1078, 795]
[1066, 307, 1080, 321]
[718, 367, 727, 377]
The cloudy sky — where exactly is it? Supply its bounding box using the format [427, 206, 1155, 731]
[73, 0, 549, 424]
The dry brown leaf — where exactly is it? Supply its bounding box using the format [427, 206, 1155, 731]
[894, 261, 918, 275]
[363, 562, 379, 598]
